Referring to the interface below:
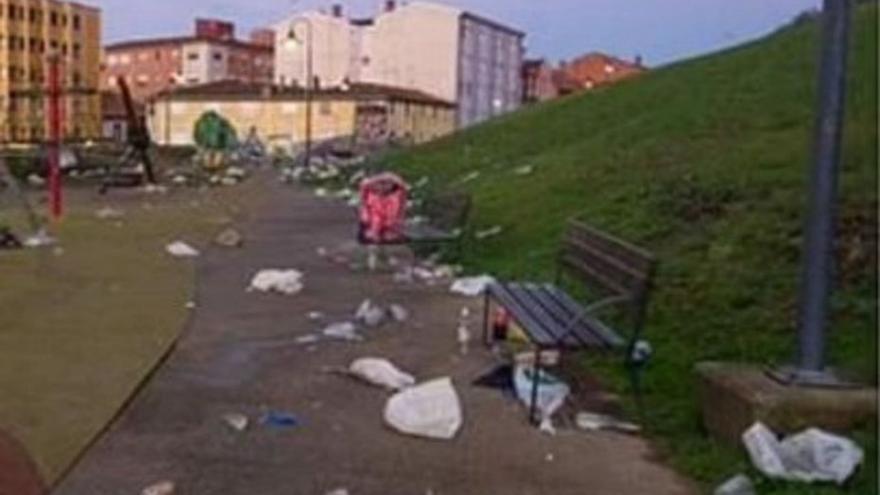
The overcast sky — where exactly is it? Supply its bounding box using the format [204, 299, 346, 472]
[94, 0, 822, 66]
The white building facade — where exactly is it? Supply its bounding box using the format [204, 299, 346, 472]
[274, 1, 524, 128]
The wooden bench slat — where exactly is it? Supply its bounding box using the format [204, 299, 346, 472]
[544, 286, 627, 348]
[567, 220, 655, 273]
[488, 283, 558, 346]
[562, 235, 651, 288]
[505, 283, 588, 347]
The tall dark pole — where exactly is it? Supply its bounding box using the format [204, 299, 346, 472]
[778, 0, 852, 386]
[295, 19, 314, 169]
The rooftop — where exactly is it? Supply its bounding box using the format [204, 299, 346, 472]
[155, 80, 456, 107]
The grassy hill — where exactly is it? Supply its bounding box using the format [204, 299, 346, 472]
[385, 5, 877, 494]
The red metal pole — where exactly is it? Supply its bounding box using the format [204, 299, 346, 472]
[47, 54, 62, 220]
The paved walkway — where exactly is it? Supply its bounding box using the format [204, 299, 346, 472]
[54, 176, 694, 495]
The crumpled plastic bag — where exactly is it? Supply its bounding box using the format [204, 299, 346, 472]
[742, 422, 864, 485]
[355, 299, 386, 327]
[248, 269, 304, 295]
[349, 358, 415, 391]
[322, 322, 362, 341]
[513, 365, 570, 423]
[166, 241, 199, 257]
[450, 275, 496, 297]
[384, 377, 462, 440]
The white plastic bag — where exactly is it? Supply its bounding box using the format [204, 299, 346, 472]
[322, 322, 362, 341]
[166, 241, 199, 257]
[248, 269, 304, 295]
[450, 275, 495, 297]
[742, 422, 864, 484]
[384, 377, 462, 440]
[349, 358, 415, 391]
[513, 365, 570, 423]
[355, 299, 385, 327]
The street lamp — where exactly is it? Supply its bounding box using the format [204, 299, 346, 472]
[284, 18, 314, 168]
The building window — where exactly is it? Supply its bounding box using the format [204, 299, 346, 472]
[187, 52, 199, 61]
[212, 52, 223, 61]
[155, 50, 162, 61]
[50, 11, 57, 25]
[73, 14, 80, 30]
[73, 43, 80, 59]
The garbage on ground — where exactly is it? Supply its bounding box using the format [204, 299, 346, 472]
[166, 241, 200, 258]
[742, 422, 864, 485]
[513, 365, 570, 427]
[307, 311, 325, 321]
[248, 269, 304, 295]
[514, 350, 561, 368]
[262, 411, 300, 429]
[514, 165, 535, 176]
[475, 226, 504, 240]
[355, 299, 386, 327]
[414, 176, 430, 189]
[575, 411, 641, 434]
[714, 474, 755, 495]
[94, 207, 125, 220]
[389, 304, 409, 322]
[450, 275, 496, 297]
[22, 229, 56, 248]
[185, 301, 196, 310]
[141, 480, 175, 495]
[27, 174, 45, 187]
[349, 357, 416, 391]
[222, 413, 249, 432]
[473, 364, 516, 397]
[0, 227, 22, 250]
[322, 322, 362, 342]
[384, 377, 463, 440]
[215, 228, 243, 248]
[457, 307, 471, 355]
[460, 171, 481, 183]
[295, 334, 320, 345]
[325, 489, 349, 495]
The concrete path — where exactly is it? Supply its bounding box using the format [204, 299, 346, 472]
[53, 175, 694, 495]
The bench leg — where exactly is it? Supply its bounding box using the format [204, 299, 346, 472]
[529, 347, 543, 426]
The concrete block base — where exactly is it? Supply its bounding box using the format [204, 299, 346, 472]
[695, 361, 877, 447]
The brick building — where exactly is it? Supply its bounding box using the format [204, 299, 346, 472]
[101, 19, 274, 103]
[0, 0, 102, 143]
[557, 52, 644, 93]
[521, 59, 558, 103]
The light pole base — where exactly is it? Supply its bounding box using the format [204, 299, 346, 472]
[766, 365, 860, 389]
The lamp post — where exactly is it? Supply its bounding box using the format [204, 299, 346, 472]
[285, 18, 314, 168]
[772, 0, 853, 387]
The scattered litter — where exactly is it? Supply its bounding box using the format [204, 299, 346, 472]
[575, 411, 641, 434]
[315, 188, 329, 198]
[384, 377, 463, 440]
[356, 299, 386, 327]
[0, 228, 22, 250]
[141, 481, 175, 495]
[143, 184, 169, 195]
[295, 334, 320, 345]
[185, 301, 196, 310]
[215, 228, 243, 248]
[473, 364, 516, 396]
[457, 307, 471, 355]
[226, 166, 247, 179]
[222, 413, 249, 432]
[513, 365, 570, 426]
[349, 358, 416, 391]
[307, 311, 325, 321]
[166, 241, 200, 258]
[171, 175, 188, 186]
[325, 489, 349, 495]
[414, 176, 430, 188]
[714, 474, 755, 495]
[94, 207, 125, 220]
[316, 246, 329, 257]
[460, 171, 480, 183]
[475, 225, 504, 240]
[22, 229, 56, 248]
[539, 417, 557, 436]
[26, 174, 45, 187]
[742, 422, 863, 485]
[389, 304, 409, 322]
[248, 269, 304, 295]
[262, 411, 300, 429]
[514, 165, 535, 176]
[220, 177, 239, 187]
[450, 275, 495, 297]
[322, 322, 362, 342]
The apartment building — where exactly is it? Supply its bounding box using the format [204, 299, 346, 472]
[275, 1, 524, 128]
[102, 19, 273, 103]
[0, 0, 101, 143]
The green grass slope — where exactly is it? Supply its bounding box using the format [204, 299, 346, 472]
[386, 6, 877, 494]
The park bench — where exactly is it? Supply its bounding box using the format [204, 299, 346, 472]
[482, 219, 657, 422]
[405, 191, 472, 258]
